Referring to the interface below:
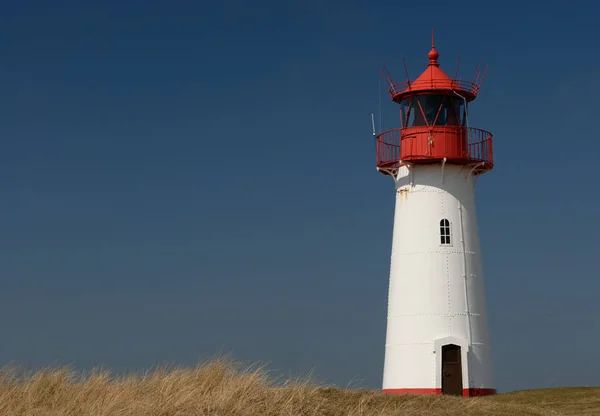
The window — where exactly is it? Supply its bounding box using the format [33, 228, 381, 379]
[440, 219, 451, 245]
[400, 96, 442, 127]
[399, 95, 466, 127]
[454, 97, 468, 127]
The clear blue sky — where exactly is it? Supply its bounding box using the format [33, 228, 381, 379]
[0, 0, 598, 393]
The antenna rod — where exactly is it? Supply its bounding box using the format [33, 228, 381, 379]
[402, 57, 411, 84]
[477, 65, 489, 88]
[454, 55, 460, 80]
[382, 66, 396, 92]
[378, 78, 382, 134]
[471, 61, 482, 85]
[371, 113, 376, 137]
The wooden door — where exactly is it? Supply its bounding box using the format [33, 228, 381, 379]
[442, 344, 463, 396]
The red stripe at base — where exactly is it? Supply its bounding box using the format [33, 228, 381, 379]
[383, 388, 496, 397]
[383, 388, 441, 395]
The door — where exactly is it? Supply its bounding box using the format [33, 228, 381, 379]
[442, 344, 463, 396]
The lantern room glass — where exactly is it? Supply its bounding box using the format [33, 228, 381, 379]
[400, 95, 467, 128]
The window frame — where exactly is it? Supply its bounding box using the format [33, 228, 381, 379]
[439, 218, 452, 246]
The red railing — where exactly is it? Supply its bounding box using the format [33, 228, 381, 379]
[376, 128, 402, 168]
[389, 79, 481, 97]
[376, 126, 493, 171]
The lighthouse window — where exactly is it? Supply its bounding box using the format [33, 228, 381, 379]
[402, 95, 465, 127]
[440, 219, 451, 245]
[439, 96, 461, 126]
[419, 95, 444, 125]
[454, 98, 468, 127]
[400, 98, 414, 127]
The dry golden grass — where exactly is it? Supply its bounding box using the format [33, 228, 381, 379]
[0, 357, 596, 415]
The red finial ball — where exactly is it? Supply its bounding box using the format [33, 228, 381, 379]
[428, 47, 439, 65]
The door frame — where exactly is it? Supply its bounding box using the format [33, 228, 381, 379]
[434, 337, 470, 394]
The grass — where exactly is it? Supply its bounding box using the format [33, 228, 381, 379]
[0, 357, 596, 415]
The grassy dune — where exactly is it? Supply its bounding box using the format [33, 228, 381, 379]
[0, 358, 596, 415]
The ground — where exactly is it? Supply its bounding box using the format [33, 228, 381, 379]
[0, 359, 596, 415]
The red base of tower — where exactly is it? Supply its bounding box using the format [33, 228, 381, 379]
[383, 388, 497, 397]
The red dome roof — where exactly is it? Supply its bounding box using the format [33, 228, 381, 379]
[408, 46, 454, 90]
[387, 42, 483, 103]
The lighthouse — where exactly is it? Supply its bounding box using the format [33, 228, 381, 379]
[376, 36, 496, 397]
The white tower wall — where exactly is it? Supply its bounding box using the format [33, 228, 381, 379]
[382, 163, 494, 395]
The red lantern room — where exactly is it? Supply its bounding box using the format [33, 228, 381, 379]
[376, 35, 493, 177]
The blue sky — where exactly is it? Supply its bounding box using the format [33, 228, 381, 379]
[0, 0, 598, 393]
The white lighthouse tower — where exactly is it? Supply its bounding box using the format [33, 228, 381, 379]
[376, 36, 496, 397]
